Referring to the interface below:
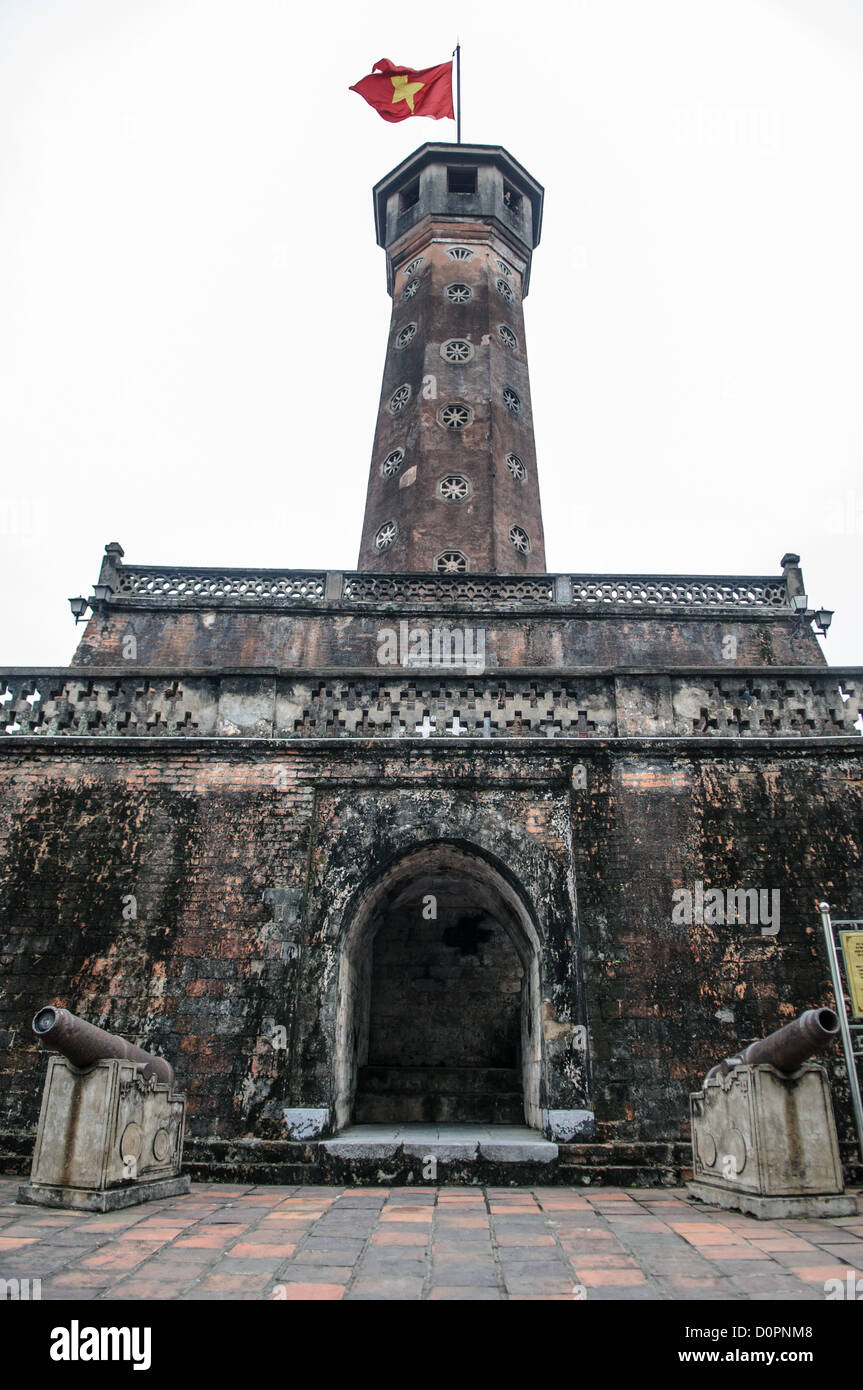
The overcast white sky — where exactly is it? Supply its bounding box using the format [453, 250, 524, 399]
[1, 0, 861, 667]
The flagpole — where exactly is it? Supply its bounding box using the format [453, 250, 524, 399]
[455, 42, 461, 143]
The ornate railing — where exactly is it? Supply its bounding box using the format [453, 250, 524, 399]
[1, 671, 859, 740]
[341, 573, 555, 604]
[116, 568, 327, 601]
[109, 566, 789, 611]
[564, 579, 786, 608]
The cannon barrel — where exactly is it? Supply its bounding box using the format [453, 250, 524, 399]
[705, 1007, 839, 1085]
[32, 1006, 174, 1085]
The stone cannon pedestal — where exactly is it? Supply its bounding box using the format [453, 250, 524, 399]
[687, 1062, 857, 1219]
[18, 1056, 190, 1212]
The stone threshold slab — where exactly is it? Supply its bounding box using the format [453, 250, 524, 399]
[321, 1124, 558, 1163]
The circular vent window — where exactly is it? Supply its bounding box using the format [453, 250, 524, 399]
[395, 323, 417, 348]
[440, 339, 474, 364]
[380, 448, 405, 478]
[375, 520, 398, 551]
[438, 402, 473, 429]
[509, 525, 530, 554]
[506, 452, 527, 482]
[438, 474, 472, 502]
[445, 282, 473, 304]
[388, 383, 412, 414]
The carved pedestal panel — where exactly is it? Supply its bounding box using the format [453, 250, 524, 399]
[688, 1063, 855, 1218]
[18, 1056, 189, 1211]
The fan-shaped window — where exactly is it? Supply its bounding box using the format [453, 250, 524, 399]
[435, 550, 469, 573]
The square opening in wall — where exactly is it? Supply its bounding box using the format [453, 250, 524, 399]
[399, 177, 420, 213]
[447, 166, 477, 195]
[503, 183, 522, 214]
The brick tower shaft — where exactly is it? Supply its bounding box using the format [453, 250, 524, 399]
[358, 144, 547, 574]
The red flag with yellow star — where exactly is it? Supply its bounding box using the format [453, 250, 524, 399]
[349, 58, 454, 123]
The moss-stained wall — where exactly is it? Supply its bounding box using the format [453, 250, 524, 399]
[1, 740, 860, 1155]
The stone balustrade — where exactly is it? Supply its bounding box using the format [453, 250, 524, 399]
[1, 668, 859, 740]
[108, 566, 789, 612]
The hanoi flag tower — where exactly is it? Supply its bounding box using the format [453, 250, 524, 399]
[0, 134, 861, 1185]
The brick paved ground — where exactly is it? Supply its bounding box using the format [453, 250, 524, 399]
[1, 1178, 860, 1301]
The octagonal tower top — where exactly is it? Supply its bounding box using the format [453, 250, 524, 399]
[373, 143, 544, 295]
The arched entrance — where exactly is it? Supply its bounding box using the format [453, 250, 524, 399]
[333, 842, 543, 1131]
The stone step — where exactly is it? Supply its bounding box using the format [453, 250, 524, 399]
[358, 1065, 521, 1095]
[10, 1129, 858, 1191]
[184, 1160, 319, 1186]
[355, 1093, 523, 1124]
[558, 1141, 686, 1188]
[559, 1141, 682, 1165]
[181, 1133, 687, 1187]
[356, 1065, 524, 1125]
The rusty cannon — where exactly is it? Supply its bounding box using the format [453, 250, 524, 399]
[688, 1006, 855, 1218]
[19, 1005, 188, 1211]
[32, 1005, 174, 1086]
[704, 1007, 840, 1084]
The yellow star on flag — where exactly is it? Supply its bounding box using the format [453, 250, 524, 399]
[391, 74, 424, 113]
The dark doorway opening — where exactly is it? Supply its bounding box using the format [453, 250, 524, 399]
[334, 842, 543, 1131]
[356, 883, 523, 1123]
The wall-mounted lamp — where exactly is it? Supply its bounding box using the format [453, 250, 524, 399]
[92, 583, 113, 604]
[790, 593, 809, 612]
[812, 608, 834, 636]
[68, 596, 90, 625]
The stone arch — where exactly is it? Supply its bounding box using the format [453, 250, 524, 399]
[333, 840, 544, 1132]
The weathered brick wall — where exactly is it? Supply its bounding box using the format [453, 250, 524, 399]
[1, 740, 860, 1157]
[69, 605, 823, 669]
[0, 749, 315, 1143]
[358, 233, 548, 574]
[367, 907, 522, 1069]
[572, 748, 863, 1141]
